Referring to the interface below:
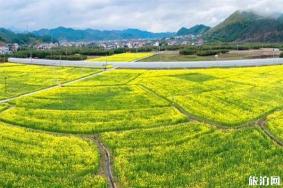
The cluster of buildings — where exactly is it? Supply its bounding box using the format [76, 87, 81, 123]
[0, 43, 19, 55]
[90, 35, 204, 49]
[0, 35, 205, 54]
[33, 43, 59, 50]
[166, 35, 204, 46]
[96, 39, 156, 49]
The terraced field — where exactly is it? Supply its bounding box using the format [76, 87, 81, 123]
[87, 53, 153, 62]
[0, 63, 282, 187]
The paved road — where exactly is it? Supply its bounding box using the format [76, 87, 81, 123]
[8, 57, 283, 69]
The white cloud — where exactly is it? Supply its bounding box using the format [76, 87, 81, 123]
[0, 0, 282, 32]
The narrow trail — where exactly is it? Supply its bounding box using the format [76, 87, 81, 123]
[0, 105, 15, 114]
[138, 84, 254, 130]
[138, 84, 283, 148]
[257, 119, 283, 147]
[92, 135, 117, 188]
[0, 68, 114, 105]
[0, 116, 118, 187]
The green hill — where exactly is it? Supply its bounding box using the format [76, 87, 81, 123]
[33, 27, 175, 42]
[177, 25, 210, 36]
[205, 11, 283, 42]
[0, 28, 51, 44]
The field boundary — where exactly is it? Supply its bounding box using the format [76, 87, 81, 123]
[138, 84, 258, 130]
[257, 119, 283, 147]
[0, 68, 116, 104]
[134, 53, 157, 62]
[93, 135, 117, 188]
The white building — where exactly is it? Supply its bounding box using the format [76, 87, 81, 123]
[0, 45, 10, 54]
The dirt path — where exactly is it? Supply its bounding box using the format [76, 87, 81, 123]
[139, 84, 283, 148]
[138, 84, 256, 130]
[0, 68, 115, 105]
[93, 135, 117, 188]
[257, 119, 283, 147]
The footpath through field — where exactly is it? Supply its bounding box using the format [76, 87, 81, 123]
[9, 57, 283, 69]
[0, 68, 114, 104]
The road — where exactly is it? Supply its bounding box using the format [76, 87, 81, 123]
[8, 57, 283, 69]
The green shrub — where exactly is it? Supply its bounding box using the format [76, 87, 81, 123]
[196, 49, 229, 56]
[46, 54, 87, 61]
[179, 48, 196, 55]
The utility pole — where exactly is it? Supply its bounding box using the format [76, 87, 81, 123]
[105, 53, 108, 70]
[237, 44, 239, 57]
[30, 47, 32, 63]
[59, 54, 62, 87]
[4, 75, 7, 94]
[51, 34, 53, 59]
[159, 43, 161, 62]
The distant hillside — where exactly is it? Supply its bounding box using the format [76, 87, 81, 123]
[205, 11, 283, 42]
[33, 27, 175, 42]
[0, 28, 51, 44]
[177, 25, 210, 36]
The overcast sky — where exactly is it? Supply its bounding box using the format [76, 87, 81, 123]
[1, 0, 283, 32]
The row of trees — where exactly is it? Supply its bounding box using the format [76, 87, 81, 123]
[9, 45, 183, 60]
[4, 42, 283, 60]
[10, 47, 128, 60]
[180, 43, 283, 56]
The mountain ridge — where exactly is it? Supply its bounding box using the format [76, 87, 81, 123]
[205, 10, 283, 42]
[33, 27, 175, 42]
[177, 25, 210, 36]
[0, 28, 52, 44]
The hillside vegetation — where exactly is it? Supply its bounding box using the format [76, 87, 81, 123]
[0, 28, 51, 44]
[205, 11, 283, 42]
[177, 25, 210, 36]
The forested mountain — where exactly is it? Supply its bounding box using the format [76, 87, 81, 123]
[177, 25, 210, 36]
[205, 11, 283, 42]
[0, 28, 51, 44]
[33, 27, 175, 42]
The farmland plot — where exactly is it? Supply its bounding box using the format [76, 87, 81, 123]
[267, 111, 283, 141]
[87, 53, 153, 62]
[134, 66, 283, 126]
[1, 63, 283, 188]
[0, 122, 106, 188]
[0, 63, 98, 100]
[69, 70, 145, 87]
[102, 123, 283, 187]
[1, 85, 187, 133]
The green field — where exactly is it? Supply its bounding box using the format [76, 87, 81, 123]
[267, 111, 283, 140]
[0, 63, 99, 100]
[87, 52, 154, 62]
[140, 53, 215, 62]
[102, 123, 282, 187]
[0, 122, 106, 187]
[0, 63, 282, 187]
[140, 49, 281, 62]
